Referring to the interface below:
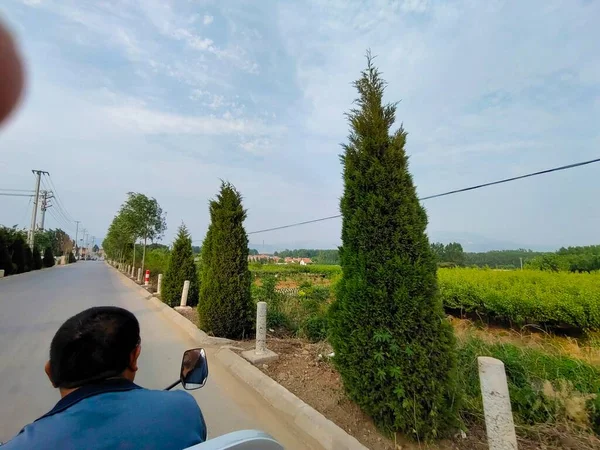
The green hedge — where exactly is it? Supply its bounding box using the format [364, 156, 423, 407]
[439, 268, 600, 331]
[249, 263, 342, 278]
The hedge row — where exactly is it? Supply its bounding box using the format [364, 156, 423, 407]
[439, 268, 600, 331]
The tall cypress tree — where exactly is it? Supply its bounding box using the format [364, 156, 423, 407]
[24, 246, 33, 272]
[11, 237, 26, 273]
[328, 54, 459, 440]
[198, 182, 252, 339]
[162, 224, 199, 307]
[0, 238, 13, 275]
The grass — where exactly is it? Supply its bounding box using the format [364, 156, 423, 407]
[457, 335, 600, 433]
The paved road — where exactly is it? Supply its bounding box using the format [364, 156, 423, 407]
[0, 262, 317, 448]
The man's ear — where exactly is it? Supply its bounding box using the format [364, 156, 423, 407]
[129, 345, 141, 373]
[44, 361, 57, 388]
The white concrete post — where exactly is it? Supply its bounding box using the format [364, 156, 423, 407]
[157, 274, 163, 295]
[0, 269, 4, 278]
[478, 357, 518, 450]
[131, 265, 135, 277]
[256, 301, 267, 355]
[137, 267, 142, 283]
[180, 280, 190, 307]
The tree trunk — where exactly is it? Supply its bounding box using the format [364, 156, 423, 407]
[141, 235, 147, 275]
[132, 242, 136, 272]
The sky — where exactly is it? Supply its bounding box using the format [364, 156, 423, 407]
[0, 0, 598, 252]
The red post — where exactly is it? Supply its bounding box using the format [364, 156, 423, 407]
[144, 269, 150, 286]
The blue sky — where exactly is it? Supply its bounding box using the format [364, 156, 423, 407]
[0, 0, 599, 251]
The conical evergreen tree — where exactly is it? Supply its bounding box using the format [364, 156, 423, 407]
[328, 54, 459, 440]
[198, 182, 252, 339]
[11, 237, 26, 273]
[43, 246, 55, 267]
[162, 224, 199, 307]
[0, 238, 13, 275]
[24, 246, 33, 272]
[33, 246, 43, 270]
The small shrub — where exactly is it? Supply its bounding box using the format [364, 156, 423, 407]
[32, 246, 43, 270]
[11, 237, 27, 273]
[43, 247, 55, 267]
[301, 314, 328, 342]
[68, 252, 76, 263]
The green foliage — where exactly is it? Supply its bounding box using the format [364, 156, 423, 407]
[23, 246, 33, 272]
[32, 246, 43, 270]
[465, 249, 546, 269]
[11, 236, 27, 273]
[458, 336, 600, 429]
[162, 224, 198, 307]
[439, 268, 600, 331]
[249, 263, 341, 278]
[431, 242, 465, 266]
[43, 247, 55, 268]
[253, 275, 288, 328]
[198, 182, 253, 339]
[144, 247, 170, 285]
[35, 229, 71, 256]
[328, 55, 459, 440]
[300, 314, 328, 342]
[526, 246, 600, 273]
[68, 252, 76, 263]
[0, 241, 12, 275]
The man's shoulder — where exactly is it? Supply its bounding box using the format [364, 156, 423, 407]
[131, 388, 199, 410]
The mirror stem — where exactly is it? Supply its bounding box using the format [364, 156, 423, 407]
[164, 379, 181, 391]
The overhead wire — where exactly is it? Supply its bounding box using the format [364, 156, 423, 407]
[44, 174, 77, 223]
[247, 157, 600, 235]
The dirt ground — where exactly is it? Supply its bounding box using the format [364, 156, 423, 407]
[175, 308, 600, 450]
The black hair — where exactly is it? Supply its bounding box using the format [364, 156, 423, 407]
[49, 306, 140, 388]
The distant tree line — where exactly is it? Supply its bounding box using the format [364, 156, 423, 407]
[464, 249, 546, 269]
[0, 226, 72, 276]
[274, 249, 340, 264]
[526, 245, 600, 273]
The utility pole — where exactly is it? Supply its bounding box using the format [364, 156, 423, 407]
[80, 228, 87, 259]
[38, 190, 54, 231]
[74, 221, 80, 258]
[28, 170, 49, 248]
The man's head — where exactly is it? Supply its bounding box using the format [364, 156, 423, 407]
[45, 307, 141, 392]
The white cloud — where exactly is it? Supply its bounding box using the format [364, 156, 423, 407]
[103, 105, 278, 137]
[239, 137, 273, 155]
[203, 14, 214, 25]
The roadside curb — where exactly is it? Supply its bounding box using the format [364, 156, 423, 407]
[0, 262, 68, 281]
[108, 262, 367, 450]
[215, 347, 368, 450]
[108, 264, 235, 347]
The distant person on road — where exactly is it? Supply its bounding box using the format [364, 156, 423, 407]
[1, 306, 207, 449]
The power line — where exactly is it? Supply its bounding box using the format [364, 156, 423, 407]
[247, 157, 600, 235]
[0, 188, 34, 192]
[44, 174, 77, 223]
[0, 193, 34, 197]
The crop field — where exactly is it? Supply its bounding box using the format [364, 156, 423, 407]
[439, 268, 600, 331]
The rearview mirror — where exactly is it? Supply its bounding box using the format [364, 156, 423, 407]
[180, 348, 208, 390]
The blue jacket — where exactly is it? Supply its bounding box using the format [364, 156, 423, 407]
[2, 379, 206, 450]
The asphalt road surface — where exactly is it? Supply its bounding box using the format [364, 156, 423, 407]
[0, 262, 317, 448]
